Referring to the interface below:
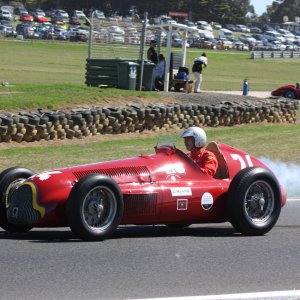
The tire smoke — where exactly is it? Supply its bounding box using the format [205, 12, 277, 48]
[260, 157, 300, 197]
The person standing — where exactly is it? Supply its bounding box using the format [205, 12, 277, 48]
[147, 40, 158, 65]
[192, 52, 207, 93]
[152, 54, 165, 90]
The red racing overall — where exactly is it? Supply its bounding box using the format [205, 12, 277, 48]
[188, 147, 218, 177]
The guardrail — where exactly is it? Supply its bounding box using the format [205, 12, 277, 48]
[251, 51, 300, 59]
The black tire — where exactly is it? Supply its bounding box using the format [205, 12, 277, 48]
[227, 167, 282, 236]
[66, 174, 124, 241]
[165, 223, 191, 229]
[0, 167, 35, 233]
[283, 90, 296, 99]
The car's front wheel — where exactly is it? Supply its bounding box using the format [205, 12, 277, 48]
[227, 167, 282, 235]
[284, 90, 296, 99]
[66, 174, 124, 241]
[0, 167, 35, 233]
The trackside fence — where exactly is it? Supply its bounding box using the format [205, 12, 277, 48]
[251, 51, 300, 59]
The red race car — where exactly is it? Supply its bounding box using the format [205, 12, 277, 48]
[271, 83, 300, 99]
[0, 142, 286, 241]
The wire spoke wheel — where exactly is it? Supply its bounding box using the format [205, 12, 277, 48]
[82, 185, 118, 232]
[66, 174, 123, 241]
[227, 167, 282, 236]
[244, 180, 274, 226]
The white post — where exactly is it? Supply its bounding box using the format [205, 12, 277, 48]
[181, 29, 188, 66]
[164, 25, 172, 92]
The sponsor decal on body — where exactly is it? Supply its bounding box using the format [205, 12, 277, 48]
[171, 187, 192, 196]
[35, 171, 62, 181]
[201, 192, 214, 210]
[177, 199, 188, 210]
[161, 163, 186, 175]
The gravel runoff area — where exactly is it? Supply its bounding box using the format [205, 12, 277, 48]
[159, 90, 273, 106]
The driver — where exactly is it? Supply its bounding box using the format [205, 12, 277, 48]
[181, 127, 218, 177]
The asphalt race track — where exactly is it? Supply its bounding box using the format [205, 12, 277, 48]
[0, 199, 299, 300]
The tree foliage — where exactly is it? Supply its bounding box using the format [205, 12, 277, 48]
[12, 0, 300, 24]
[269, 0, 300, 23]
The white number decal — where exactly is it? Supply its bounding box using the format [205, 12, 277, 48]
[230, 154, 253, 169]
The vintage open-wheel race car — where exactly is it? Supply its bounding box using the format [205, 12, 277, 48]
[0, 141, 286, 241]
[271, 84, 300, 99]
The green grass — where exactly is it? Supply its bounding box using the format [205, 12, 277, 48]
[1, 40, 300, 110]
[0, 83, 158, 110]
[0, 122, 299, 172]
[0, 39, 299, 179]
[186, 49, 300, 91]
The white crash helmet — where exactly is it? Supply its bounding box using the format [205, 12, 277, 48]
[180, 127, 207, 148]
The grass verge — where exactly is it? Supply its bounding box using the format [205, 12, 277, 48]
[0, 122, 299, 173]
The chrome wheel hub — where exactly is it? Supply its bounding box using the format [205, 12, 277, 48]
[244, 181, 274, 225]
[82, 186, 117, 231]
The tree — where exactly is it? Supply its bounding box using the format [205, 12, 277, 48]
[269, 0, 300, 23]
[15, 0, 255, 24]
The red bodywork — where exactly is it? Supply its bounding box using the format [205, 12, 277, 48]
[271, 84, 300, 99]
[24, 142, 286, 228]
[32, 14, 48, 22]
[20, 13, 33, 22]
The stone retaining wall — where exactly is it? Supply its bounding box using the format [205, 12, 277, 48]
[0, 99, 297, 143]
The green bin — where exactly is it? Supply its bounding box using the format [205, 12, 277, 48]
[141, 61, 156, 91]
[117, 61, 138, 90]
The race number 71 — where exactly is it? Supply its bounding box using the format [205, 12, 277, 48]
[230, 154, 253, 169]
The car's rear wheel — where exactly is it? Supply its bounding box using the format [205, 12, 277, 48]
[284, 90, 296, 99]
[227, 167, 282, 235]
[66, 174, 124, 241]
[0, 167, 35, 233]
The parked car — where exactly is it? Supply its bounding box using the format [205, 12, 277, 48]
[109, 32, 125, 43]
[55, 9, 69, 18]
[249, 26, 262, 34]
[108, 25, 125, 35]
[235, 24, 250, 33]
[264, 30, 285, 43]
[19, 13, 33, 22]
[271, 84, 300, 99]
[0, 10, 13, 21]
[0, 20, 15, 36]
[0, 24, 8, 36]
[14, 7, 28, 15]
[69, 16, 81, 25]
[73, 10, 86, 19]
[51, 15, 65, 25]
[33, 14, 48, 23]
[225, 24, 237, 31]
[31, 9, 45, 17]
[92, 10, 105, 19]
[0, 142, 286, 241]
[239, 33, 256, 44]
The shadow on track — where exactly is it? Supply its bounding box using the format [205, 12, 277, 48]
[0, 224, 240, 243]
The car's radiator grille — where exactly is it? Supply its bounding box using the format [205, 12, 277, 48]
[123, 193, 157, 216]
[7, 185, 41, 225]
[72, 166, 150, 181]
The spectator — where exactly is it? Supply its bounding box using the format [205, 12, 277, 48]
[152, 54, 165, 91]
[176, 66, 189, 92]
[147, 40, 158, 65]
[192, 52, 207, 93]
